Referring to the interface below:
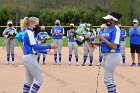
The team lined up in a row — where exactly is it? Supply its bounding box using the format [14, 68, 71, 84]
[2, 19, 140, 67]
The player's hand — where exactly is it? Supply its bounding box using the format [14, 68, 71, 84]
[98, 35, 105, 41]
[51, 44, 57, 49]
[122, 35, 125, 38]
[9, 36, 14, 39]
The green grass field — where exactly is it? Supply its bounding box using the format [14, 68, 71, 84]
[0, 37, 130, 47]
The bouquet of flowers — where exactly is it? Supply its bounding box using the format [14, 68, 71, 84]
[72, 23, 95, 45]
[7, 29, 17, 39]
[41, 34, 51, 40]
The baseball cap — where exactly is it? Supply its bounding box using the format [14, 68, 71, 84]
[133, 19, 138, 23]
[7, 21, 13, 24]
[70, 23, 74, 26]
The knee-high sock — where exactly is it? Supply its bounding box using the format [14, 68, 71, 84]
[90, 56, 93, 64]
[99, 54, 103, 63]
[75, 56, 78, 63]
[23, 83, 30, 93]
[31, 82, 41, 93]
[59, 54, 61, 62]
[107, 84, 116, 93]
[54, 54, 57, 62]
[43, 57, 46, 63]
[7, 54, 10, 62]
[37, 57, 40, 63]
[69, 55, 72, 62]
[122, 55, 126, 64]
[11, 54, 14, 62]
[83, 56, 87, 64]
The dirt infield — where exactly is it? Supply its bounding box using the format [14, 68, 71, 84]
[0, 47, 140, 93]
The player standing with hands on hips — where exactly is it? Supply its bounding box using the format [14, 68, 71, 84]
[51, 20, 64, 65]
[22, 17, 57, 93]
[3, 20, 16, 64]
[97, 12, 122, 93]
[67, 23, 79, 66]
[129, 19, 140, 67]
[118, 22, 127, 64]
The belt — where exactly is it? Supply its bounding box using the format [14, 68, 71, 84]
[53, 38, 62, 39]
[24, 53, 38, 55]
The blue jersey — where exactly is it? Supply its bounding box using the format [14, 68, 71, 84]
[4, 27, 16, 35]
[67, 30, 75, 42]
[37, 31, 48, 41]
[101, 26, 121, 53]
[129, 27, 140, 45]
[120, 29, 126, 41]
[51, 26, 64, 39]
[23, 28, 51, 55]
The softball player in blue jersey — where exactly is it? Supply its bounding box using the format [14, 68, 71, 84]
[118, 23, 127, 64]
[51, 20, 64, 65]
[82, 30, 96, 66]
[67, 23, 79, 66]
[3, 20, 16, 64]
[97, 24, 107, 66]
[21, 17, 57, 93]
[129, 19, 140, 67]
[97, 12, 122, 93]
[37, 26, 49, 64]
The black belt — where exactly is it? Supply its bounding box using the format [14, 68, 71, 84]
[24, 53, 38, 55]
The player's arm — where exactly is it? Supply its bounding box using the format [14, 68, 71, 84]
[136, 28, 140, 35]
[98, 35, 118, 49]
[2, 28, 7, 36]
[98, 29, 120, 49]
[51, 28, 56, 36]
[122, 30, 127, 38]
[67, 30, 71, 38]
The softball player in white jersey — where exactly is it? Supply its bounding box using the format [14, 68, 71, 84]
[67, 23, 79, 65]
[51, 20, 64, 65]
[98, 12, 122, 93]
[22, 17, 57, 93]
[3, 20, 16, 64]
[118, 23, 127, 64]
[82, 30, 96, 66]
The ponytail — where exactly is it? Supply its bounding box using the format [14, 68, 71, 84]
[20, 17, 39, 29]
[20, 17, 29, 29]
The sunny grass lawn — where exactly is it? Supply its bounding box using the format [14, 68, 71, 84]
[0, 37, 130, 47]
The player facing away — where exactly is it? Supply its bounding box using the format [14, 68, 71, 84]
[67, 23, 79, 66]
[22, 17, 57, 93]
[3, 20, 16, 64]
[129, 19, 140, 67]
[51, 19, 64, 65]
[37, 26, 49, 64]
[97, 12, 122, 93]
[118, 22, 127, 64]
[82, 29, 96, 66]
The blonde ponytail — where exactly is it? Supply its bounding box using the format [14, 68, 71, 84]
[20, 17, 39, 29]
[20, 17, 29, 29]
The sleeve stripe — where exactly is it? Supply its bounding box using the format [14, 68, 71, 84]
[27, 31, 36, 45]
[114, 26, 121, 45]
[63, 28, 65, 34]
